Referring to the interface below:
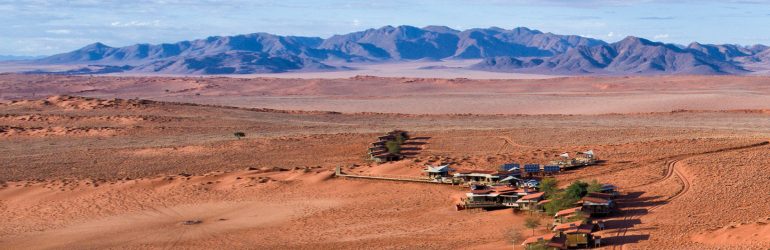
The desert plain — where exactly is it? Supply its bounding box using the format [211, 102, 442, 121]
[1, 73, 770, 249]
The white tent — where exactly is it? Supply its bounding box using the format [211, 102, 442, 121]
[424, 164, 450, 173]
[500, 175, 520, 183]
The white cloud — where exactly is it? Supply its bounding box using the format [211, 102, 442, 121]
[607, 31, 615, 37]
[110, 20, 161, 27]
[654, 34, 670, 39]
[352, 19, 361, 26]
[45, 29, 72, 34]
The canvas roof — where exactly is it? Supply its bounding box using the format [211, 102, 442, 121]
[555, 207, 582, 217]
[521, 233, 556, 245]
[514, 187, 535, 193]
[564, 224, 595, 234]
[491, 186, 517, 193]
[469, 189, 494, 195]
[521, 233, 566, 249]
[518, 192, 544, 201]
[424, 164, 450, 173]
[553, 220, 585, 231]
[580, 196, 610, 204]
[500, 175, 520, 182]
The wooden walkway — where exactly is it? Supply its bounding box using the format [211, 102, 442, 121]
[334, 166, 455, 185]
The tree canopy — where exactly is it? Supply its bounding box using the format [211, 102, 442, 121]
[539, 178, 559, 199]
[543, 179, 601, 216]
[564, 180, 589, 200]
[587, 179, 603, 193]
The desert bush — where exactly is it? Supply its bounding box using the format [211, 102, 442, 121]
[524, 216, 541, 236]
[385, 140, 401, 154]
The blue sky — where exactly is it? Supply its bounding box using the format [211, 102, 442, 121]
[2, 0, 770, 56]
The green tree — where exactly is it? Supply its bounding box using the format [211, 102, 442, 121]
[564, 180, 589, 200]
[544, 192, 578, 216]
[539, 178, 559, 199]
[385, 140, 401, 154]
[587, 179, 603, 194]
[233, 132, 245, 140]
[524, 216, 541, 236]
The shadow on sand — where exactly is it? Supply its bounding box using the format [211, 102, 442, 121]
[598, 191, 666, 247]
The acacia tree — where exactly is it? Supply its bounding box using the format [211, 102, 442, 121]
[524, 216, 541, 236]
[509, 227, 521, 250]
[233, 132, 246, 140]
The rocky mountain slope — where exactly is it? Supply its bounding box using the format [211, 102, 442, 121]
[29, 25, 770, 75]
[473, 37, 758, 75]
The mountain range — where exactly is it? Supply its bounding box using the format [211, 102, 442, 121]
[0, 55, 44, 61]
[26, 25, 770, 75]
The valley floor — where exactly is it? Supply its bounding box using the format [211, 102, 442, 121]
[2, 74, 770, 114]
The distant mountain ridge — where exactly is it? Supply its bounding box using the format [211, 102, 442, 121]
[29, 25, 770, 75]
[0, 55, 45, 61]
[474, 36, 751, 75]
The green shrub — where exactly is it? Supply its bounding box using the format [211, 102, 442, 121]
[385, 140, 401, 154]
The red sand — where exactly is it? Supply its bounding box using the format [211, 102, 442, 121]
[1, 75, 769, 249]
